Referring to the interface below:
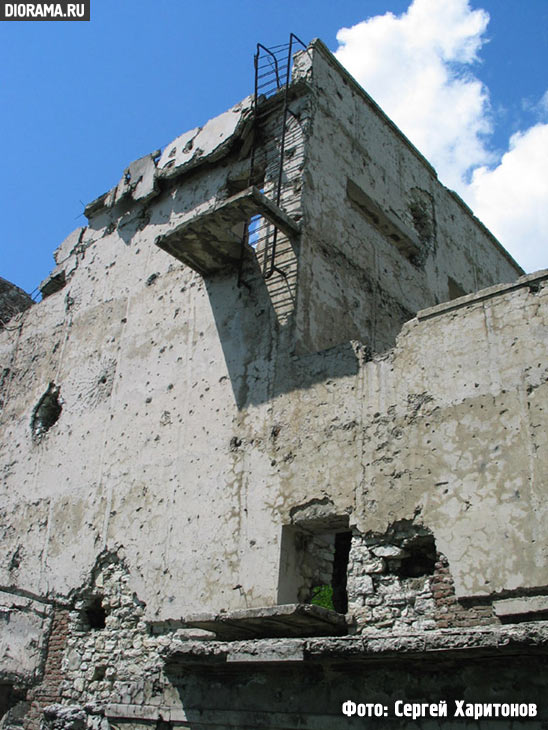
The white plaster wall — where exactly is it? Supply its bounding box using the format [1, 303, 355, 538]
[294, 41, 523, 354]
[0, 44, 545, 634]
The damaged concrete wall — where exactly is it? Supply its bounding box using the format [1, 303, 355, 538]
[293, 40, 522, 354]
[0, 38, 546, 730]
[0, 590, 52, 687]
[1, 255, 546, 623]
[0, 40, 544, 623]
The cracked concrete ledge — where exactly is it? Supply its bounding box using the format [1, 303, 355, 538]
[174, 603, 348, 640]
[417, 268, 548, 321]
[83, 96, 255, 222]
[162, 620, 548, 667]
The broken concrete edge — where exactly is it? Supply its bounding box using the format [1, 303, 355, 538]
[39, 270, 66, 299]
[80, 70, 309, 228]
[193, 604, 345, 638]
[157, 103, 253, 182]
[308, 38, 524, 278]
[494, 595, 548, 618]
[53, 227, 87, 266]
[149, 604, 347, 642]
[162, 620, 548, 667]
[182, 603, 344, 623]
[416, 269, 548, 322]
[82, 96, 256, 223]
[83, 191, 110, 220]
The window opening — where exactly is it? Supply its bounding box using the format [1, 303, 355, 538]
[278, 521, 351, 614]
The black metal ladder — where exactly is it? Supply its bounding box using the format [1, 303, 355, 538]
[238, 34, 306, 285]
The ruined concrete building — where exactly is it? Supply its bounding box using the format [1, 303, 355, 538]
[1, 38, 547, 729]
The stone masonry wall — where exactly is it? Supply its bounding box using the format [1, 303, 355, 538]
[347, 528, 498, 633]
[58, 552, 170, 710]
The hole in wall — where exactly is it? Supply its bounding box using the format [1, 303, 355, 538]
[83, 595, 108, 630]
[91, 665, 106, 681]
[31, 383, 62, 441]
[394, 534, 436, 578]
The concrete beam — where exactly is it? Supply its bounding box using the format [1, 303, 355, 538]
[179, 603, 347, 640]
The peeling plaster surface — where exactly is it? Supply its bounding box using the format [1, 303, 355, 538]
[0, 38, 546, 730]
[0, 590, 52, 685]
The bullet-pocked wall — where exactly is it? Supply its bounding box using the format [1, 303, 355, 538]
[0, 99, 302, 621]
[0, 42, 546, 725]
[293, 40, 522, 354]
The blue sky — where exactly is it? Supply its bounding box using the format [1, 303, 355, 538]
[1, 0, 547, 294]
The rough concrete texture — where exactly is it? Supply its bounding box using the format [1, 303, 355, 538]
[0, 591, 52, 686]
[295, 41, 522, 354]
[0, 39, 545, 730]
[0, 278, 33, 329]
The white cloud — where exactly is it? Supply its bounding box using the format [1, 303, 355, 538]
[468, 124, 548, 273]
[335, 0, 548, 273]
